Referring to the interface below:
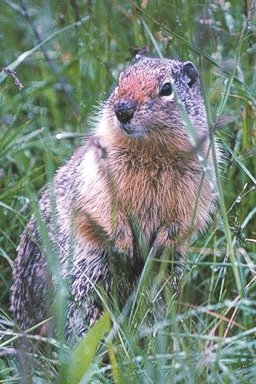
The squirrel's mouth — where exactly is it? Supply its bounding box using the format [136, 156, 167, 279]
[116, 119, 147, 138]
[113, 99, 146, 138]
[119, 122, 133, 135]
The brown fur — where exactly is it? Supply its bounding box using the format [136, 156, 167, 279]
[11, 56, 218, 338]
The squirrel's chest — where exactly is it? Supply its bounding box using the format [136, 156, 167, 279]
[109, 153, 201, 221]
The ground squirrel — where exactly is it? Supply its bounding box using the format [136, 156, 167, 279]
[11, 55, 217, 338]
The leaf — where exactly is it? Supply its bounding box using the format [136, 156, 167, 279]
[59, 312, 110, 384]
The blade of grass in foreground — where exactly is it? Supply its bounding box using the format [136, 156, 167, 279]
[58, 312, 110, 384]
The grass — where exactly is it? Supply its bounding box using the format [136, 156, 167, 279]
[0, 0, 256, 382]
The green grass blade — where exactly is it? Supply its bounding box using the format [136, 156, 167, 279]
[59, 312, 110, 384]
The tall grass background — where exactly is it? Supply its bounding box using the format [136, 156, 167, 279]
[0, 0, 256, 383]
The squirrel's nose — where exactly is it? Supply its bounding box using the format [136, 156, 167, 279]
[114, 101, 136, 124]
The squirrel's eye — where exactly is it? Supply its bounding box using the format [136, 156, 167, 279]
[159, 82, 173, 96]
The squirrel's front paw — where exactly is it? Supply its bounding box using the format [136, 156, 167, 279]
[154, 222, 181, 249]
[167, 221, 181, 241]
[111, 227, 134, 258]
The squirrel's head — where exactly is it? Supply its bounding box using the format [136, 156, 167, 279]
[106, 56, 208, 148]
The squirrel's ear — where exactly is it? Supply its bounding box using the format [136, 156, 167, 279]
[135, 54, 143, 62]
[182, 61, 198, 87]
[132, 46, 149, 62]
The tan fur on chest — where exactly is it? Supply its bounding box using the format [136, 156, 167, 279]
[108, 147, 208, 241]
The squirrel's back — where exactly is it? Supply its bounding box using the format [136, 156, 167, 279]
[11, 56, 218, 337]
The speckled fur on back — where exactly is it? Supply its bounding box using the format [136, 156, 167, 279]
[11, 56, 218, 338]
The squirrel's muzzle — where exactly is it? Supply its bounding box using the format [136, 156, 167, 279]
[114, 100, 136, 124]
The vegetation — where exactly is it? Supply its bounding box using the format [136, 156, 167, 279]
[0, 0, 255, 382]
